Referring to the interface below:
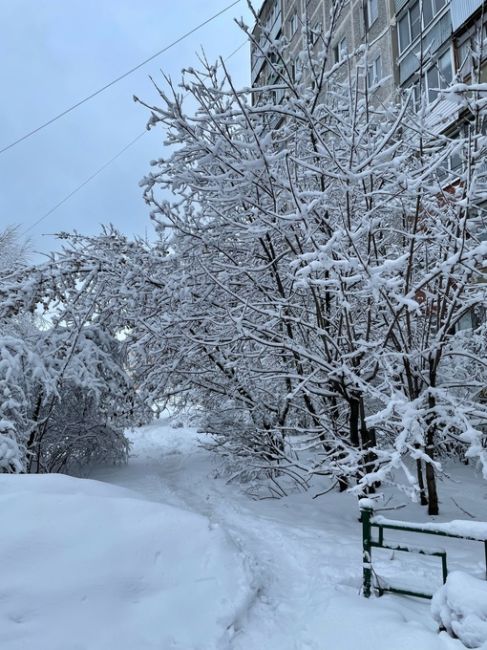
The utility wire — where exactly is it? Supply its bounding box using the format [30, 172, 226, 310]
[22, 131, 147, 235]
[22, 38, 248, 235]
[219, 39, 247, 62]
[0, 0, 241, 156]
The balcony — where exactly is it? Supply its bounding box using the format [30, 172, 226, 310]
[451, 0, 485, 32]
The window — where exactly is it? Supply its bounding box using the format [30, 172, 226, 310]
[398, 0, 446, 53]
[268, 72, 285, 104]
[426, 50, 452, 102]
[449, 147, 463, 174]
[426, 66, 440, 102]
[290, 11, 298, 36]
[366, 0, 378, 29]
[433, 0, 446, 13]
[457, 38, 471, 74]
[457, 310, 475, 331]
[310, 21, 322, 45]
[398, 13, 411, 52]
[421, 0, 445, 27]
[272, 86, 285, 104]
[438, 49, 453, 84]
[408, 50, 453, 107]
[398, 2, 420, 52]
[289, 61, 296, 83]
[422, 0, 434, 25]
[265, 1, 280, 31]
[457, 24, 487, 78]
[367, 53, 382, 86]
[455, 305, 484, 332]
[408, 81, 421, 109]
[410, 2, 421, 40]
[334, 36, 348, 63]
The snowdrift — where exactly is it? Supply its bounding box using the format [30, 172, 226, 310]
[432, 571, 487, 648]
[0, 473, 254, 650]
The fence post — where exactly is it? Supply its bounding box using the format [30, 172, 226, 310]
[360, 499, 374, 598]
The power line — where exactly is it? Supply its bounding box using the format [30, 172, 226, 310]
[22, 131, 147, 235]
[220, 40, 248, 62]
[0, 0, 241, 156]
[22, 38, 249, 235]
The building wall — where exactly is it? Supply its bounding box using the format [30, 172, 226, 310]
[323, 0, 397, 102]
[251, 0, 398, 104]
[250, 0, 487, 111]
[453, 0, 487, 82]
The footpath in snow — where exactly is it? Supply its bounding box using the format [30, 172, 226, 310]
[1, 420, 483, 649]
[91, 422, 469, 650]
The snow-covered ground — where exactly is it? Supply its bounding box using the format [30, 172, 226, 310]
[2, 420, 486, 649]
[0, 471, 252, 650]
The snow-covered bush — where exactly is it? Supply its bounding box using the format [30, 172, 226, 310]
[0, 229, 151, 474]
[0, 318, 141, 474]
[0, 419, 23, 473]
[26, 323, 139, 473]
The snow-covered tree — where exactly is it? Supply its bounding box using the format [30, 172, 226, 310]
[5, 6, 487, 512]
[0, 229, 150, 474]
[126, 12, 487, 509]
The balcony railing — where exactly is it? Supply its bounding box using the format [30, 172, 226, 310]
[451, 0, 484, 31]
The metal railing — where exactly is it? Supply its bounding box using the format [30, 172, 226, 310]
[360, 500, 487, 599]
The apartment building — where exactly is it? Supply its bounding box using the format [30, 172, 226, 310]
[251, 0, 397, 104]
[251, 0, 487, 117]
[321, 0, 397, 101]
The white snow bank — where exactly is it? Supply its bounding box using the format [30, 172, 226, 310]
[0, 474, 254, 650]
[431, 571, 487, 648]
[0, 472, 139, 499]
[313, 595, 446, 650]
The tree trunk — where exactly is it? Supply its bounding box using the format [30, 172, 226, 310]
[416, 457, 428, 506]
[425, 426, 439, 515]
[350, 395, 379, 495]
[26, 392, 44, 473]
[363, 426, 379, 494]
[425, 394, 439, 515]
[349, 396, 360, 447]
[425, 458, 439, 515]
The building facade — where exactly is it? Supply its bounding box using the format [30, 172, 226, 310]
[251, 0, 397, 103]
[251, 0, 487, 118]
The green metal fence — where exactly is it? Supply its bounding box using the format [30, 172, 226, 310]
[360, 500, 487, 599]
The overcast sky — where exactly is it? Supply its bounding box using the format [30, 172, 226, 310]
[0, 1, 259, 258]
